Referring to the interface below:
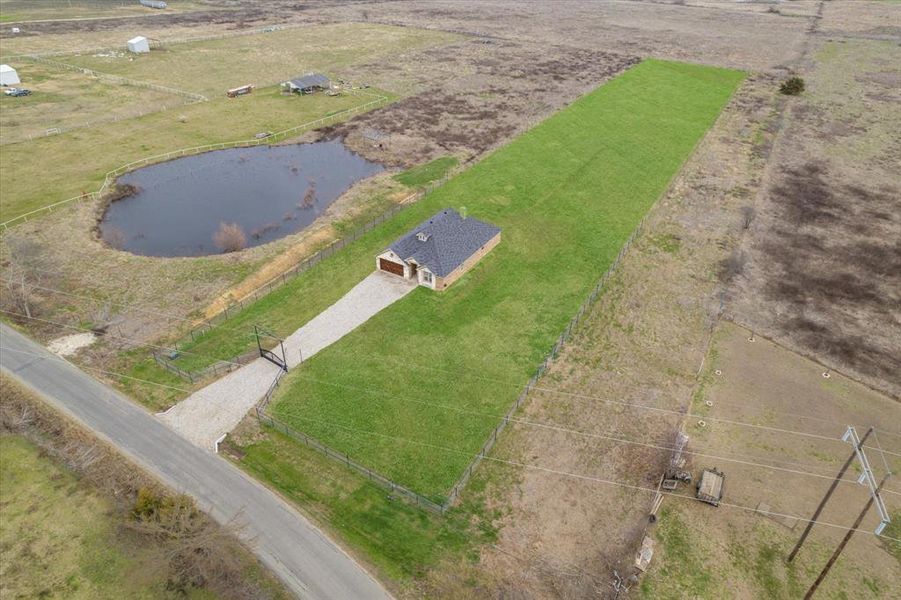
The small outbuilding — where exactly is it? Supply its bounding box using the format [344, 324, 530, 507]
[127, 36, 150, 54]
[285, 73, 331, 94]
[139, 0, 168, 8]
[0, 64, 20, 86]
[376, 208, 501, 291]
[696, 468, 725, 506]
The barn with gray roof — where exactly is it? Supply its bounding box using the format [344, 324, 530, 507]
[375, 208, 501, 290]
[285, 73, 331, 94]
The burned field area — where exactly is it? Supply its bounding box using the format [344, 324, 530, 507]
[729, 38, 901, 397]
[323, 40, 639, 166]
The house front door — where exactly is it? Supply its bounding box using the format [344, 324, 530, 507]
[409, 263, 418, 279]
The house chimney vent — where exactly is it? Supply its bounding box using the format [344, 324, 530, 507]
[417, 232, 429, 242]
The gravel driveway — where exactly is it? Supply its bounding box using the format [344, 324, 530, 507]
[159, 271, 415, 449]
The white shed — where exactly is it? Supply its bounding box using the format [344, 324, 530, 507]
[0, 64, 20, 86]
[126, 36, 150, 54]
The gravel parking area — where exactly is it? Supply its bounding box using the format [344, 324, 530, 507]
[160, 271, 415, 449]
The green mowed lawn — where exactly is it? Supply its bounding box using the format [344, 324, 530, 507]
[262, 59, 744, 501]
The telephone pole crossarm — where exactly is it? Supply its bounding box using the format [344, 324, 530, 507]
[843, 426, 892, 534]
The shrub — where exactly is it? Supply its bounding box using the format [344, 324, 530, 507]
[299, 184, 316, 209]
[780, 76, 805, 96]
[213, 222, 247, 253]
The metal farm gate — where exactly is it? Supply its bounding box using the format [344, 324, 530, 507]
[254, 325, 288, 372]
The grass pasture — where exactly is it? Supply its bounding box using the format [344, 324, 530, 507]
[0, 59, 184, 144]
[250, 59, 746, 500]
[61, 23, 461, 97]
[0, 0, 212, 23]
[0, 434, 211, 599]
[0, 84, 376, 220]
[393, 156, 459, 188]
[0, 22, 458, 222]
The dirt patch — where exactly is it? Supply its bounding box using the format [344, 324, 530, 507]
[639, 321, 901, 599]
[46, 331, 97, 356]
[323, 42, 639, 166]
[728, 38, 901, 397]
[466, 72, 783, 598]
[316, 0, 814, 72]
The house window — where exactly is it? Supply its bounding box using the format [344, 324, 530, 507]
[422, 271, 433, 285]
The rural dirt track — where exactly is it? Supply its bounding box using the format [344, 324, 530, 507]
[160, 271, 415, 449]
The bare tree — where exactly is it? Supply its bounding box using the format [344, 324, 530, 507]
[2, 237, 46, 319]
[213, 222, 247, 253]
[299, 182, 316, 209]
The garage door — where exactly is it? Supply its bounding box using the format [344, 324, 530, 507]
[379, 258, 405, 277]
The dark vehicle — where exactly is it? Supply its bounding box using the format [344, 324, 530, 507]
[5, 88, 31, 97]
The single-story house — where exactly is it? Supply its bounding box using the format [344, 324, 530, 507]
[127, 36, 150, 54]
[376, 208, 501, 290]
[285, 73, 330, 94]
[0, 64, 20, 86]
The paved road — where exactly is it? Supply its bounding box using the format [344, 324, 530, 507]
[0, 324, 391, 600]
[161, 271, 415, 449]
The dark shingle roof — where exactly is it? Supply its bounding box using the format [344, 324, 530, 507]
[389, 208, 500, 277]
[289, 73, 330, 89]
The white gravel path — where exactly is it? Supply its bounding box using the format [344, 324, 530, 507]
[159, 271, 415, 449]
[47, 332, 97, 356]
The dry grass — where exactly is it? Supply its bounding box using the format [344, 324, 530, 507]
[60, 22, 461, 97]
[468, 72, 782, 598]
[0, 59, 182, 144]
[317, 0, 814, 71]
[639, 321, 901, 599]
[0, 374, 291, 600]
[728, 38, 901, 397]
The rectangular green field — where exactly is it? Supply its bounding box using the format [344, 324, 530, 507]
[264, 59, 744, 501]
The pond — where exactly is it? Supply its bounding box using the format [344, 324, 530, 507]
[99, 139, 384, 257]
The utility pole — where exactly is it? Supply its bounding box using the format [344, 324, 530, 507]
[804, 476, 889, 599]
[787, 426, 873, 562]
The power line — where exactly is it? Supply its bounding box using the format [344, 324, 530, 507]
[279, 374, 901, 495]
[12, 273, 900, 447]
[8, 306, 890, 490]
[321, 346, 901, 440]
[280, 351, 901, 460]
[8, 338, 892, 537]
[264, 407, 901, 544]
[0, 277, 251, 337]
[0, 345, 191, 393]
[0, 309, 245, 368]
[7, 285, 899, 467]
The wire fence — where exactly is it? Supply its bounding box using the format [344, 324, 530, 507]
[245, 210, 650, 515]
[444, 214, 648, 506]
[254, 369, 446, 514]
[2, 100, 198, 146]
[0, 90, 388, 231]
[154, 168, 457, 381]
[152, 349, 257, 384]
[20, 55, 209, 102]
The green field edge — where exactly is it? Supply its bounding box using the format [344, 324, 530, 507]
[0, 85, 394, 225]
[260, 59, 747, 501]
